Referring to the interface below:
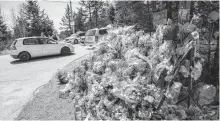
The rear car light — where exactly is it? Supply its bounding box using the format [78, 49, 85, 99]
[10, 46, 16, 50]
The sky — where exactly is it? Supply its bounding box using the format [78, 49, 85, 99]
[0, 0, 81, 32]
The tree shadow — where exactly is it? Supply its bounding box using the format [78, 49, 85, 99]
[10, 53, 75, 65]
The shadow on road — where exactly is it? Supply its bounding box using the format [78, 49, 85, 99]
[10, 53, 75, 65]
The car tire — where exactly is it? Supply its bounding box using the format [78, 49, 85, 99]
[61, 47, 70, 55]
[74, 39, 78, 44]
[19, 52, 31, 61]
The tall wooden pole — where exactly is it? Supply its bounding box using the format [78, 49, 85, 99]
[89, 3, 92, 29]
[70, 0, 75, 33]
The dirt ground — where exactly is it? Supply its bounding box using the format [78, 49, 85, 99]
[15, 54, 90, 120]
[15, 76, 76, 120]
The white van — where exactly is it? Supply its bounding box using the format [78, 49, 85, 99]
[84, 28, 108, 46]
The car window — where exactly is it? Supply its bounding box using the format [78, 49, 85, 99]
[23, 38, 40, 45]
[79, 33, 85, 36]
[11, 40, 18, 46]
[38, 38, 47, 44]
[85, 30, 96, 36]
[47, 39, 57, 44]
[70, 34, 77, 37]
[99, 29, 108, 35]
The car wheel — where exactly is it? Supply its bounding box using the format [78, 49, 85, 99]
[61, 47, 70, 55]
[19, 52, 31, 61]
[74, 39, 78, 44]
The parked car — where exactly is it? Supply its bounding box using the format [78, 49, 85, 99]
[78, 32, 86, 44]
[65, 31, 86, 44]
[84, 28, 108, 46]
[10, 37, 74, 61]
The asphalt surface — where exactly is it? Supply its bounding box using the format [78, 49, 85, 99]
[0, 44, 92, 120]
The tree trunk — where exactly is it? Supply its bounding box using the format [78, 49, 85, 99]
[95, 3, 98, 27]
[148, 1, 151, 36]
[68, 14, 71, 32]
[89, 3, 92, 29]
[210, 36, 219, 85]
[167, 1, 172, 19]
[189, 1, 194, 21]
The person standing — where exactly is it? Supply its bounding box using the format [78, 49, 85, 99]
[52, 30, 58, 41]
[41, 32, 46, 37]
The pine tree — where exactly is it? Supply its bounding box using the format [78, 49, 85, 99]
[79, 1, 94, 29]
[93, 1, 103, 27]
[74, 7, 86, 31]
[60, 3, 73, 34]
[108, 5, 115, 24]
[79, 1, 104, 28]
[115, 1, 154, 32]
[14, 0, 54, 37]
[0, 7, 9, 41]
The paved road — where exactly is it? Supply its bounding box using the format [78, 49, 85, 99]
[0, 44, 92, 120]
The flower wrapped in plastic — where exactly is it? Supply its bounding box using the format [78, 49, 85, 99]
[111, 103, 128, 120]
[138, 107, 153, 120]
[165, 82, 182, 103]
[190, 60, 203, 81]
[153, 59, 174, 82]
[138, 34, 151, 47]
[85, 71, 102, 84]
[127, 58, 150, 73]
[160, 105, 187, 120]
[179, 65, 190, 78]
[92, 61, 106, 75]
[111, 84, 143, 104]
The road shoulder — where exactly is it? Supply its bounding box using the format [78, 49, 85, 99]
[15, 53, 90, 120]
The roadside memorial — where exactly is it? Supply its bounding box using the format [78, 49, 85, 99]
[58, 13, 219, 120]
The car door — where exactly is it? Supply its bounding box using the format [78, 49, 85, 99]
[22, 38, 43, 57]
[98, 29, 108, 41]
[39, 38, 60, 56]
[85, 29, 97, 45]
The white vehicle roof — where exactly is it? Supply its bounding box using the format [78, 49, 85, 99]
[16, 36, 49, 40]
[99, 27, 108, 30]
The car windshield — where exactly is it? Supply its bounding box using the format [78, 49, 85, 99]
[79, 33, 85, 36]
[47, 39, 57, 44]
[99, 29, 108, 35]
[85, 30, 96, 36]
[70, 34, 77, 37]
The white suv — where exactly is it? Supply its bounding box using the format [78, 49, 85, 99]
[10, 37, 75, 61]
[84, 28, 108, 46]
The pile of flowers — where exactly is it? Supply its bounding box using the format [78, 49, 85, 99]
[58, 22, 218, 120]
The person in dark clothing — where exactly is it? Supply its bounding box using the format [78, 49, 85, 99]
[51, 30, 58, 40]
[52, 34, 58, 40]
